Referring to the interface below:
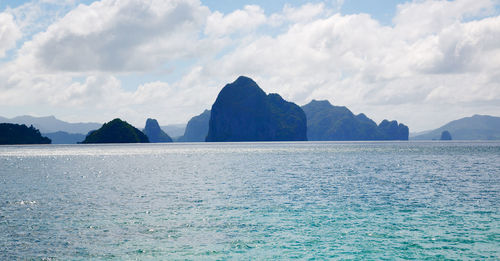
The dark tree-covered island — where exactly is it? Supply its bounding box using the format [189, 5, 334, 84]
[206, 76, 307, 142]
[81, 118, 149, 143]
[0, 123, 51, 145]
[143, 118, 172, 143]
[302, 100, 409, 140]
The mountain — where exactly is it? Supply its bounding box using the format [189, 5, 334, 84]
[0, 123, 51, 145]
[206, 76, 307, 142]
[412, 115, 500, 140]
[302, 100, 409, 140]
[178, 110, 211, 142]
[161, 124, 186, 138]
[0, 115, 101, 134]
[143, 118, 172, 143]
[81, 118, 149, 143]
[43, 131, 86, 144]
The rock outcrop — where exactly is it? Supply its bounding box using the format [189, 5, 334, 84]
[440, 130, 452, 140]
[206, 76, 307, 142]
[143, 118, 172, 143]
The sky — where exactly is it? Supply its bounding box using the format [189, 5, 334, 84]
[0, 0, 499, 132]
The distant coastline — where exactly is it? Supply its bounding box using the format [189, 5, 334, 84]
[1, 76, 499, 144]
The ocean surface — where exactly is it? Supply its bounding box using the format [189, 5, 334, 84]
[0, 141, 499, 259]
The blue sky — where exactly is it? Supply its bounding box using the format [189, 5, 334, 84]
[204, 0, 404, 24]
[0, 0, 499, 132]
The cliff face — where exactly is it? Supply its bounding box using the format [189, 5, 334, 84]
[377, 120, 409, 140]
[206, 76, 307, 142]
[0, 123, 51, 145]
[143, 118, 172, 143]
[82, 118, 149, 143]
[302, 100, 409, 141]
[178, 110, 211, 142]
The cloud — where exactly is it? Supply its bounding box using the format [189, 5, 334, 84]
[0, 12, 22, 57]
[205, 5, 267, 36]
[19, 0, 210, 72]
[393, 0, 496, 40]
[283, 2, 327, 22]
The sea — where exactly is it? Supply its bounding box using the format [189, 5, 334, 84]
[0, 141, 499, 259]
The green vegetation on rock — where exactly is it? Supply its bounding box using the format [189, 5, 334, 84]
[82, 118, 149, 143]
[0, 123, 51, 145]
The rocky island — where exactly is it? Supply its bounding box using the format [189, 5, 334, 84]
[302, 100, 409, 140]
[81, 118, 149, 143]
[0, 123, 51, 145]
[206, 76, 307, 142]
[143, 118, 172, 143]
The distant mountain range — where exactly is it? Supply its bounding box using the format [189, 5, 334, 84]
[2, 78, 499, 144]
[161, 124, 186, 138]
[43, 132, 86, 144]
[0, 115, 101, 134]
[411, 115, 500, 140]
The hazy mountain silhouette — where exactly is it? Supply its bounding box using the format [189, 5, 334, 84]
[302, 100, 408, 140]
[0, 123, 51, 145]
[161, 124, 186, 138]
[82, 118, 149, 143]
[43, 131, 85, 144]
[206, 76, 307, 142]
[0, 115, 101, 134]
[412, 115, 500, 140]
[178, 110, 211, 142]
[143, 118, 173, 143]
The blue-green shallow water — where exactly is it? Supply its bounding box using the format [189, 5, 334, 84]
[0, 142, 499, 260]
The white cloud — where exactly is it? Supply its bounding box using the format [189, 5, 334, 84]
[283, 2, 326, 22]
[0, 12, 22, 57]
[205, 5, 267, 36]
[19, 0, 210, 72]
[393, 0, 497, 40]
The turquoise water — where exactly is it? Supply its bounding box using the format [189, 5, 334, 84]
[0, 142, 499, 259]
